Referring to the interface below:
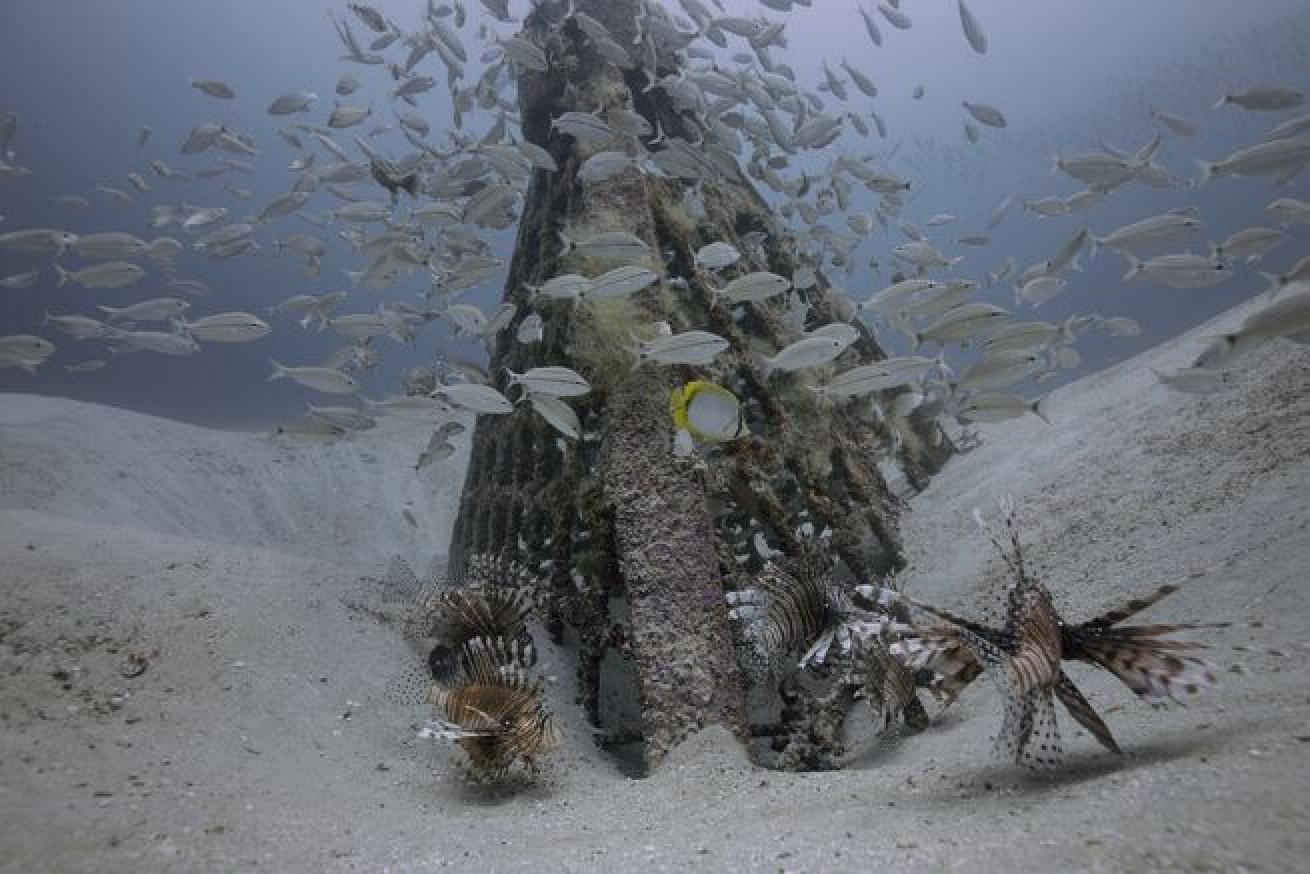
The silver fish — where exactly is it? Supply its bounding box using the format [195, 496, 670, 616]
[580, 265, 658, 300]
[505, 366, 590, 398]
[107, 329, 200, 356]
[55, 261, 145, 289]
[694, 242, 741, 271]
[558, 230, 649, 263]
[756, 336, 847, 379]
[957, 350, 1045, 391]
[179, 312, 272, 343]
[963, 100, 1005, 128]
[717, 271, 792, 304]
[1213, 227, 1284, 263]
[1198, 137, 1310, 184]
[44, 313, 113, 340]
[269, 360, 359, 394]
[98, 298, 190, 323]
[526, 273, 591, 300]
[632, 329, 729, 368]
[1124, 253, 1229, 288]
[0, 334, 56, 373]
[958, 0, 987, 53]
[956, 392, 1047, 424]
[268, 91, 318, 116]
[914, 303, 1011, 347]
[526, 393, 581, 440]
[1213, 87, 1304, 112]
[432, 382, 514, 414]
[0, 228, 79, 255]
[516, 313, 544, 344]
[191, 79, 235, 99]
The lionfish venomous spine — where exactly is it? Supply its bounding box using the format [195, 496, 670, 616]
[868, 498, 1226, 770]
[399, 554, 560, 780]
[725, 546, 925, 733]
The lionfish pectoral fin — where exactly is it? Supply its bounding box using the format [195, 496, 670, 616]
[1054, 671, 1122, 756]
[1017, 689, 1064, 771]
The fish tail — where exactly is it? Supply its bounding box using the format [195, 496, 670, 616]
[54, 263, 70, 288]
[1050, 153, 1061, 176]
[1211, 94, 1228, 110]
[1089, 235, 1101, 261]
[1069, 626, 1218, 704]
[1031, 396, 1050, 425]
[1137, 133, 1163, 163]
[96, 305, 117, 318]
[1123, 253, 1143, 281]
[627, 332, 645, 372]
[1195, 158, 1215, 186]
[556, 230, 574, 256]
[1258, 271, 1281, 300]
[751, 351, 775, 382]
[268, 359, 288, 382]
[934, 350, 953, 380]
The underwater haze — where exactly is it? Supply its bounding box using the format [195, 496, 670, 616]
[3, 1, 1310, 870]
[0, 0, 1307, 425]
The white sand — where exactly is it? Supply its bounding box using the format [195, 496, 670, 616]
[1, 298, 1307, 872]
[0, 397, 467, 571]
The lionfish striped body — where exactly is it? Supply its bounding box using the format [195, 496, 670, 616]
[423, 636, 559, 780]
[852, 636, 924, 733]
[384, 554, 559, 781]
[873, 499, 1224, 770]
[726, 550, 850, 676]
[414, 553, 538, 683]
[726, 547, 922, 732]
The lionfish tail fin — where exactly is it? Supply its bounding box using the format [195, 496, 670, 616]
[1071, 629, 1219, 704]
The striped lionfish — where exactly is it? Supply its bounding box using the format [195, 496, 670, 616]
[389, 554, 558, 780]
[725, 547, 929, 734]
[413, 553, 538, 684]
[869, 498, 1225, 771]
[421, 635, 559, 781]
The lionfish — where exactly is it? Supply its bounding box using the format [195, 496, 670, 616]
[413, 554, 538, 684]
[725, 547, 926, 733]
[388, 554, 558, 780]
[869, 498, 1225, 770]
[421, 635, 559, 780]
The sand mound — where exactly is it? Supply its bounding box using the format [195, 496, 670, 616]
[0, 394, 466, 570]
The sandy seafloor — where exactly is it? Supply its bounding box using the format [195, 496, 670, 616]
[1, 295, 1307, 872]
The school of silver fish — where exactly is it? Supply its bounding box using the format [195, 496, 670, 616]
[0, 0, 1307, 461]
